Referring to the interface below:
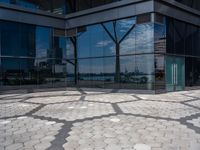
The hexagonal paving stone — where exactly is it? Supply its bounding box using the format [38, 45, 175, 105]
[186, 100, 200, 109]
[34, 102, 115, 121]
[0, 102, 38, 118]
[0, 117, 63, 150]
[26, 96, 81, 104]
[85, 93, 137, 103]
[118, 101, 200, 119]
[187, 117, 200, 128]
[81, 88, 113, 94]
[63, 115, 200, 150]
[136, 93, 194, 102]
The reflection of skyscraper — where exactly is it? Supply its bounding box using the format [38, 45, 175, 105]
[0, 0, 199, 92]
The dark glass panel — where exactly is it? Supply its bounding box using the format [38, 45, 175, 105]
[154, 23, 166, 53]
[193, 28, 200, 57]
[36, 58, 54, 88]
[1, 21, 35, 57]
[1, 58, 21, 88]
[66, 37, 75, 59]
[193, 58, 200, 86]
[53, 35, 66, 59]
[54, 59, 67, 87]
[66, 60, 76, 85]
[166, 18, 175, 54]
[185, 24, 194, 56]
[0, 58, 37, 89]
[135, 23, 154, 54]
[175, 0, 200, 11]
[185, 57, 200, 87]
[52, 0, 66, 14]
[76, 0, 120, 11]
[36, 26, 52, 59]
[174, 20, 186, 55]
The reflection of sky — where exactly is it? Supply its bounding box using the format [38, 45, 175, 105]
[78, 55, 154, 75]
[77, 19, 156, 75]
[36, 27, 51, 58]
[78, 18, 154, 58]
[154, 23, 166, 41]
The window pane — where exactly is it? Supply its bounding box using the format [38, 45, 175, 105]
[78, 59, 92, 87]
[36, 27, 52, 59]
[154, 23, 166, 53]
[1, 22, 35, 57]
[135, 23, 154, 54]
[135, 54, 155, 90]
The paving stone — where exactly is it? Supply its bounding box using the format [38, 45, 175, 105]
[0, 117, 62, 150]
[34, 101, 115, 121]
[63, 115, 200, 150]
[118, 101, 199, 119]
[0, 103, 38, 118]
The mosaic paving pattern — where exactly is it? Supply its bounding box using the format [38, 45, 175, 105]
[34, 102, 115, 121]
[0, 88, 200, 150]
[118, 101, 200, 119]
[64, 115, 200, 150]
[26, 96, 81, 104]
[0, 103, 38, 118]
[85, 93, 137, 103]
[187, 117, 200, 128]
[0, 117, 63, 150]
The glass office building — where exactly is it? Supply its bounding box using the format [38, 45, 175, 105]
[0, 0, 200, 93]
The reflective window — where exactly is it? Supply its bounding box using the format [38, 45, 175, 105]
[90, 58, 104, 88]
[135, 23, 154, 54]
[154, 23, 166, 53]
[155, 55, 165, 90]
[0, 0, 66, 14]
[78, 59, 92, 87]
[135, 54, 154, 90]
[36, 27, 52, 59]
[175, 0, 200, 11]
[1, 21, 35, 57]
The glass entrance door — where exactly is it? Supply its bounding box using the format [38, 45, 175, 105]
[166, 56, 185, 92]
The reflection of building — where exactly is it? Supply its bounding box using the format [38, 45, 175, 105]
[0, 0, 200, 93]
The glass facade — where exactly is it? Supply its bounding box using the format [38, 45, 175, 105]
[67, 15, 155, 90]
[166, 17, 200, 89]
[0, 21, 67, 90]
[175, 0, 200, 11]
[0, 0, 122, 14]
[0, 13, 200, 92]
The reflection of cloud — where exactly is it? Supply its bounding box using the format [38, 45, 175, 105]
[118, 18, 136, 30]
[96, 40, 113, 47]
[120, 24, 154, 55]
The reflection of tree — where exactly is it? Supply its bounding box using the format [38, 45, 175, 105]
[101, 21, 136, 83]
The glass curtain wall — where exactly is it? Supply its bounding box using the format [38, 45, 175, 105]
[0, 0, 67, 14]
[67, 14, 155, 90]
[0, 0, 122, 14]
[166, 17, 200, 89]
[175, 0, 200, 11]
[0, 21, 67, 90]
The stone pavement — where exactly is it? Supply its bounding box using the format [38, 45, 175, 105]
[0, 88, 200, 150]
